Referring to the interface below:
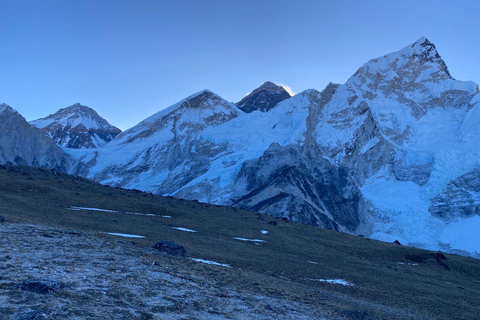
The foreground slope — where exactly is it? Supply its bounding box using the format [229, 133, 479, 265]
[0, 104, 73, 172]
[30, 103, 121, 149]
[0, 165, 479, 319]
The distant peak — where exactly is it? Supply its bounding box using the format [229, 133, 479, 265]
[185, 89, 220, 101]
[259, 81, 282, 89]
[236, 81, 291, 113]
[66, 103, 89, 110]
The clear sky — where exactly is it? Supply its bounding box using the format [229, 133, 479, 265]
[1, 0, 479, 130]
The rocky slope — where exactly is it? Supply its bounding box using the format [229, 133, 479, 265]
[236, 81, 291, 113]
[0, 104, 73, 172]
[30, 103, 121, 149]
[66, 37, 480, 257]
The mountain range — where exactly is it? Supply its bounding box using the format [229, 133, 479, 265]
[1, 37, 479, 258]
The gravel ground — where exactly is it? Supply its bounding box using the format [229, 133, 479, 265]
[0, 222, 329, 320]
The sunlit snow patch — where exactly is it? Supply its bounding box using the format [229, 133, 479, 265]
[260, 230, 269, 234]
[126, 212, 156, 216]
[233, 237, 265, 242]
[307, 261, 319, 264]
[306, 278, 354, 286]
[172, 227, 197, 232]
[103, 232, 145, 238]
[190, 258, 232, 268]
[70, 206, 118, 213]
[161, 215, 172, 219]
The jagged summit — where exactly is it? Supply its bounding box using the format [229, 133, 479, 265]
[236, 81, 291, 113]
[346, 36, 454, 99]
[30, 103, 121, 149]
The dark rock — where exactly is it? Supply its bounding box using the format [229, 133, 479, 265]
[268, 220, 278, 225]
[19, 280, 63, 294]
[434, 252, 447, 260]
[433, 252, 450, 271]
[153, 241, 187, 257]
[393, 240, 401, 245]
[236, 81, 291, 113]
[0, 215, 5, 223]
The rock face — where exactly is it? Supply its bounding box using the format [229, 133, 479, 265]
[30, 103, 121, 149]
[0, 104, 73, 172]
[62, 38, 480, 256]
[236, 81, 291, 113]
[429, 169, 480, 220]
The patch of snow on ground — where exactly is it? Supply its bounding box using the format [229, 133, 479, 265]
[161, 215, 172, 218]
[397, 262, 419, 266]
[70, 206, 118, 213]
[260, 230, 269, 234]
[306, 278, 354, 286]
[104, 233, 145, 238]
[172, 227, 197, 232]
[233, 237, 265, 242]
[307, 261, 319, 264]
[190, 258, 232, 268]
[126, 212, 156, 216]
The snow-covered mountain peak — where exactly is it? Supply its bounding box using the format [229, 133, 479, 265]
[30, 103, 121, 149]
[32, 103, 117, 131]
[112, 90, 240, 146]
[236, 81, 291, 113]
[347, 37, 452, 93]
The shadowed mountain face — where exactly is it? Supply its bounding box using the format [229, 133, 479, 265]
[236, 81, 291, 113]
[0, 104, 73, 172]
[30, 103, 121, 149]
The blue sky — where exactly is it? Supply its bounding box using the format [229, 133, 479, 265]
[1, 0, 479, 130]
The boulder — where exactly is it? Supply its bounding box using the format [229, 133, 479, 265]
[153, 241, 187, 257]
